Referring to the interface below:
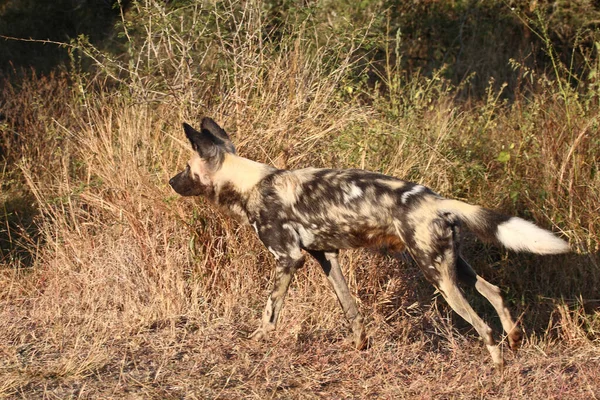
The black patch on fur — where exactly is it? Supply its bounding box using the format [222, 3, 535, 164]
[201, 117, 236, 154]
[183, 123, 227, 171]
[169, 166, 216, 199]
[217, 182, 249, 215]
[469, 208, 512, 243]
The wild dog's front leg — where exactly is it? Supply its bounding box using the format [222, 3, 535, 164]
[309, 250, 366, 349]
[249, 255, 305, 342]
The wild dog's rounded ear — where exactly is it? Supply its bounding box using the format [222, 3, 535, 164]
[201, 117, 236, 154]
[201, 117, 229, 140]
[183, 123, 208, 149]
[182, 122, 223, 168]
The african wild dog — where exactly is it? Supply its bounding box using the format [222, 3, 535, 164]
[169, 117, 570, 370]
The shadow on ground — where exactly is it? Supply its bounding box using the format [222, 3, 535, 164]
[0, 190, 39, 268]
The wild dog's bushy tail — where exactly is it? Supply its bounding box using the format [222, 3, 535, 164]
[439, 199, 570, 254]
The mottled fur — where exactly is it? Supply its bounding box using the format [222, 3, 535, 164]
[170, 118, 570, 370]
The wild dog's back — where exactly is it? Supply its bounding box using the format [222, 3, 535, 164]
[252, 167, 437, 252]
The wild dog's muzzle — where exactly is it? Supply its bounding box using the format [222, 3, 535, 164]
[169, 170, 200, 196]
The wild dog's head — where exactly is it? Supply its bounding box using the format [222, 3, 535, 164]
[169, 117, 235, 197]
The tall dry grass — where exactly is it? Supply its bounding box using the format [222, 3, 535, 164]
[1, 0, 599, 397]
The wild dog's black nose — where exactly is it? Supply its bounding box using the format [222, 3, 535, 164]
[169, 177, 175, 187]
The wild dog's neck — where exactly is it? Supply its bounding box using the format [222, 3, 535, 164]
[215, 153, 275, 193]
[212, 153, 276, 222]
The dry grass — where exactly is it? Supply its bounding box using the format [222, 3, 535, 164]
[1, 1, 599, 398]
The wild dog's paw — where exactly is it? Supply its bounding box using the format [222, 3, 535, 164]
[249, 326, 273, 342]
[249, 328, 267, 342]
[494, 359, 505, 374]
[350, 317, 367, 350]
[353, 329, 367, 350]
[486, 344, 505, 374]
[508, 327, 523, 351]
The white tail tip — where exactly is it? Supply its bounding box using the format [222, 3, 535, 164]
[496, 217, 569, 254]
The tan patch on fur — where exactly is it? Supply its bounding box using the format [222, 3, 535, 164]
[358, 202, 384, 221]
[275, 168, 321, 206]
[273, 175, 301, 206]
[407, 197, 439, 254]
[440, 199, 484, 230]
[379, 193, 395, 207]
[215, 153, 274, 193]
[375, 179, 409, 190]
[188, 154, 212, 185]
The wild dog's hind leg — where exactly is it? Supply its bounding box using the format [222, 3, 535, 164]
[435, 265, 505, 369]
[309, 250, 366, 349]
[414, 214, 505, 369]
[457, 256, 522, 350]
[250, 225, 305, 342]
